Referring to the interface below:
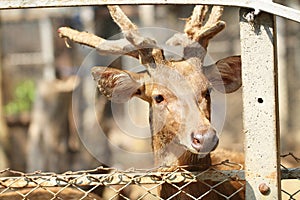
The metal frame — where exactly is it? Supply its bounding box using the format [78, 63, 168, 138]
[1, 1, 300, 199]
[0, 169, 244, 188]
[0, 0, 300, 23]
[240, 7, 281, 199]
[0, 168, 299, 188]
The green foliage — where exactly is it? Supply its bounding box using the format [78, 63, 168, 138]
[5, 80, 35, 115]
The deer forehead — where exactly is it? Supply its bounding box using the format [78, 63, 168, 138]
[144, 64, 210, 99]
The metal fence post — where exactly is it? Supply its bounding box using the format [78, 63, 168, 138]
[239, 7, 282, 200]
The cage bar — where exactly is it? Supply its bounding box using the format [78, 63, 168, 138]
[240, 7, 281, 199]
[0, 168, 298, 189]
[0, 0, 300, 23]
[0, 169, 244, 188]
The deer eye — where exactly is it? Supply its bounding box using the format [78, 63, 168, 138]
[154, 94, 164, 103]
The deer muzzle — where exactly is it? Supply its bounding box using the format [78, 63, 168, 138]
[191, 128, 219, 154]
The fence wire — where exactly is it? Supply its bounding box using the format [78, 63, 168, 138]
[0, 156, 298, 200]
[280, 153, 300, 200]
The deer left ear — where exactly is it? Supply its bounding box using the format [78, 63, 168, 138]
[91, 67, 147, 103]
[203, 55, 241, 93]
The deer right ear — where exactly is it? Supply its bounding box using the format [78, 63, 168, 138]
[91, 67, 147, 103]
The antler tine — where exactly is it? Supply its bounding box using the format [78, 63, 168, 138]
[107, 6, 138, 32]
[185, 5, 225, 49]
[206, 6, 224, 27]
[184, 5, 208, 38]
[108, 6, 164, 69]
[58, 27, 139, 58]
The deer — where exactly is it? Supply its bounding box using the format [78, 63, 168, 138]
[58, 5, 244, 199]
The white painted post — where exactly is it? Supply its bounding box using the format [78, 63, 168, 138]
[39, 17, 55, 80]
[240, 6, 282, 200]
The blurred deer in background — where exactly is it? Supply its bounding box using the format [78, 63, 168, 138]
[59, 5, 244, 199]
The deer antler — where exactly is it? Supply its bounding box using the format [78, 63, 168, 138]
[58, 27, 139, 58]
[58, 5, 224, 68]
[185, 5, 225, 49]
[107, 6, 164, 68]
[184, 5, 209, 38]
[167, 5, 225, 60]
[58, 6, 164, 70]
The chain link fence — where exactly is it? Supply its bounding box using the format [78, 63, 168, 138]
[0, 155, 298, 200]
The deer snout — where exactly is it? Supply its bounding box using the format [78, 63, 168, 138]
[191, 128, 219, 153]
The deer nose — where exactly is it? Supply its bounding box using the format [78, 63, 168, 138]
[191, 129, 218, 152]
[191, 132, 205, 151]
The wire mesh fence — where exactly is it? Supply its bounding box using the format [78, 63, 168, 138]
[0, 155, 298, 200]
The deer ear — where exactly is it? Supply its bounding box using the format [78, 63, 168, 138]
[204, 56, 241, 93]
[91, 67, 147, 103]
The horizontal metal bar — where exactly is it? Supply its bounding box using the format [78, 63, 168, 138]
[0, 0, 300, 23]
[0, 169, 298, 188]
[0, 170, 243, 188]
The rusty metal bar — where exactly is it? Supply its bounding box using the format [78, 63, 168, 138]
[0, 0, 300, 23]
[0, 170, 244, 188]
[0, 169, 298, 189]
[240, 5, 282, 200]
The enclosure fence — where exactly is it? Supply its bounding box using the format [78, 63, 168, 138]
[0, 0, 300, 199]
[0, 154, 298, 199]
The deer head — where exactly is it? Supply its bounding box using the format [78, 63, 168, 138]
[59, 5, 241, 167]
